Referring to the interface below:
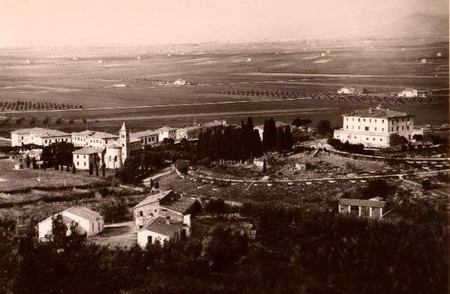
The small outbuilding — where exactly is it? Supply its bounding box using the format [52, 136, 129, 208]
[338, 197, 386, 219]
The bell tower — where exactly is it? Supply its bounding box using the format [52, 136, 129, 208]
[119, 122, 130, 163]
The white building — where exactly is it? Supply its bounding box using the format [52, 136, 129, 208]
[333, 104, 414, 148]
[131, 130, 159, 146]
[338, 197, 386, 219]
[397, 88, 429, 98]
[137, 216, 185, 247]
[73, 147, 103, 170]
[38, 206, 104, 241]
[11, 128, 71, 147]
[156, 126, 177, 141]
[337, 86, 360, 95]
[135, 190, 198, 247]
[71, 130, 95, 147]
[87, 132, 119, 149]
[173, 79, 187, 86]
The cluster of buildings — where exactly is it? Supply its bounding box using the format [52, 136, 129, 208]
[337, 86, 429, 98]
[11, 120, 226, 170]
[333, 104, 421, 148]
[37, 190, 200, 248]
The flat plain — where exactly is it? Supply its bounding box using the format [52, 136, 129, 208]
[0, 40, 448, 135]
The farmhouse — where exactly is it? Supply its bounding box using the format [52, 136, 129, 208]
[337, 86, 361, 95]
[131, 130, 159, 146]
[338, 197, 386, 219]
[333, 104, 414, 148]
[134, 190, 175, 231]
[156, 126, 177, 141]
[11, 128, 71, 147]
[71, 130, 95, 147]
[397, 88, 429, 98]
[137, 216, 185, 247]
[38, 206, 104, 241]
[134, 190, 199, 247]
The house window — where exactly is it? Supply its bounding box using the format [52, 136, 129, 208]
[373, 138, 375, 141]
[366, 137, 369, 140]
[147, 236, 153, 244]
[358, 119, 360, 122]
[45, 140, 48, 144]
[358, 126, 360, 130]
[382, 120, 384, 123]
[346, 118, 348, 121]
[84, 162, 86, 166]
[396, 127, 399, 131]
[374, 127, 377, 131]
[77, 162, 79, 166]
[365, 127, 369, 131]
[402, 126, 404, 130]
[346, 125, 348, 129]
[91, 223, 94, 231]
[350, 206, 359, 215]
[382, 128, 384, 131]
[380, 138, 383, 141]
[407, 126, 409, 130]
[98, 222, 100, 230]
[363, 119, 365, 122]
[139, 211, 143, 216]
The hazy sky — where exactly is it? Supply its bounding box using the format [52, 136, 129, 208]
[0, 0, 448, 47]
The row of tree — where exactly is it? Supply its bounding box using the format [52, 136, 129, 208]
[197, 117, 263, 161]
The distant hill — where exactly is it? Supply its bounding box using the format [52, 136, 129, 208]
[368, 13, 449, 39]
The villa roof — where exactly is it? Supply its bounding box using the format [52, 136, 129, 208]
[12, 127, 70, 137]
[106, 141, 121, 149]
[64, 206, 103, 222]
[161, 197, 197, 215]
[141, 216, 182, 237]
[73, 147, 103, 155]
[339, 198, 386, 208]
[156, 126, 176, 132]
[72, 130, 95, 136]
[343, 107, 412, 119]
[89, 132, 118, 140]
[132, 130, 158, 138]
[134, 190, 174, 210]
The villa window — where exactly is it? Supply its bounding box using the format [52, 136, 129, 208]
[402, 126, 404, 130]
[380, 138, 383, 141]
[366, 137, 369, 140]
[91, 223, 94, 231]
[382, 120, 384, 123]
[407, 126, 409, 130]
[382, 128, 384, 131]
[363, 119, 365, 122]
[374, 127, 377, 131]
[396, 127, 399, 131]
[365, 127, 369, 131]
[358, 119, 360, 122]
[358, 126, 360, 130]
[346, 125, 348, 129]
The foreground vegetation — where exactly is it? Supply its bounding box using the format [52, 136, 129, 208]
[1, 198, 447, 294]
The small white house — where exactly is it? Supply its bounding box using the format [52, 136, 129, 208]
[113, 84, 127, 88]
[397, 88, 419, 98]
[156, 126, 177, 141]
[173, 79, 187, 86]
[38, 207, 104, 241]
[436, 52, 442, 57]
[137, 216, 185, 247]
[337, 86, 360, 95]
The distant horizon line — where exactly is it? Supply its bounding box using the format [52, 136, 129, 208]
[1, 36, 449, 50]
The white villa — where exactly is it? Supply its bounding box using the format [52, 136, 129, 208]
[38, 206, 104, 241]
[156, 126, 177, 141]
[11, 128, 71, 147]
[131, 130, 159, 146]
[333, 104, 414, 148]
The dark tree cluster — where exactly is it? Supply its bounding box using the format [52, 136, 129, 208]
[327, 138, 373, 155]
[197, 117, 263, 162]
[41, 142, 76, 168]
[262, 118, 293, 152]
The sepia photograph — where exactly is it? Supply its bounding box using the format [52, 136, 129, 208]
[0, 0, 449, 293]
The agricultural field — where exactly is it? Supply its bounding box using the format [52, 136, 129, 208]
[0, 40, 448, 136]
